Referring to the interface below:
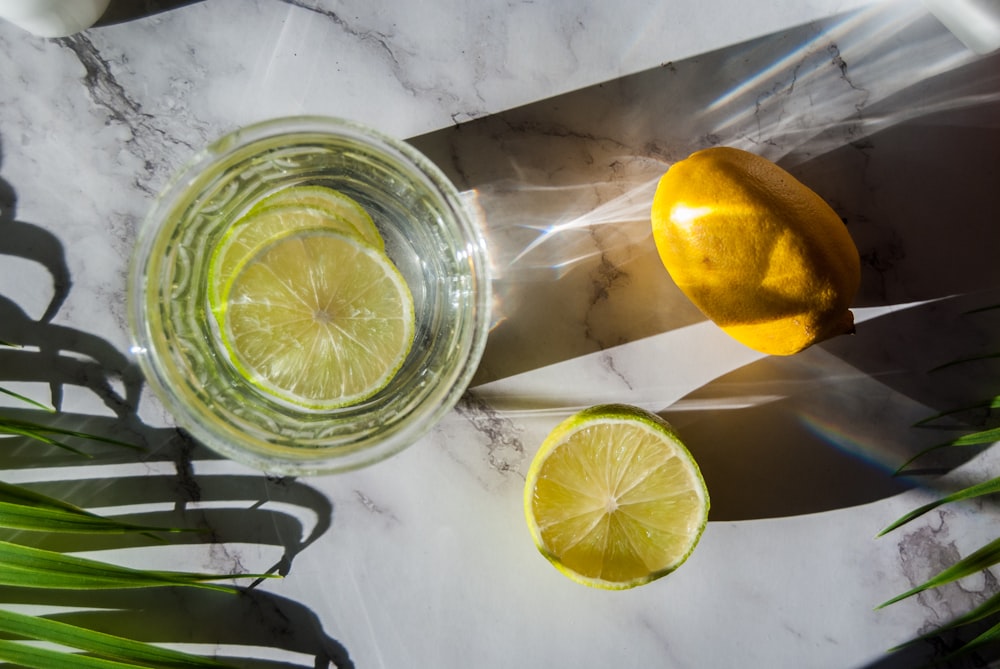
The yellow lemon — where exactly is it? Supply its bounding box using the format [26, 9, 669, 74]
[650, 147, 861, 356]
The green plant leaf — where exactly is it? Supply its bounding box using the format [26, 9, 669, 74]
[931, 352, 1000, 372]
[913, 396, 1000, 427]
[0, 539, 274, 592]
[878, 477, 1000, 536]
[965, 303, 1000, 315]
[897, 616, 1000, 665]
[0, 608, 230, 668]
[0, 480, 102, 514]
[0, 637, 232, 669]
[881, 301, 1000, 662]
[0, 386, 54, 412]
[1, 419, 141, 449]
[0, 354, 54, 408]
[0, 641, 139, 669]
[878, 536, 1000, 609]
[894, 426, 1000, 474]
[949, 427, 1000, 446]
[0, 501, 197, 536]
[944, 618, 1000, 660]
[0, 482, 199, 540]
[0, 418, 141, 454]
[891, 589, 1000, 651]
[0, 421, 90, 455]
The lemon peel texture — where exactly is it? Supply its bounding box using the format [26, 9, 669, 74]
[651, 146, 861, 356]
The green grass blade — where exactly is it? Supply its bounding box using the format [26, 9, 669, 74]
[0, 638, 172, 669]
[0, 540, 274, 592]
[878, 536, 1000, 609]
[935, 618, 1000, 664]
[0, 640, 132, 669]
[878, 477, 1000, 536]
[965, 303, 1000, 315]
[0, 608, 231, 668]
[0, 386, 54, 412]
[913, 396, 1000, 427]
[0, 501, 196, 536]
[0, 480, 98, 514]
[947, 427, 1000, 447]
[0, 483, 200, 539]
[931, 352, 1000, 372]
[0, 419, 140, 450]
[894, 426, 1000, 474]
[891, 590, 1000, 651]
[0, 422, 90, 455]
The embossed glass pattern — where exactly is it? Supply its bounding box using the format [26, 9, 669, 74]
[128, 117, 490, 475]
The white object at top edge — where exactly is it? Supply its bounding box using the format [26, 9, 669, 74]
[924, 0, 1000, 54]
[0, 0, 110, 38]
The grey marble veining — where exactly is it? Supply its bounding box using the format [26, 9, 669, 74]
[2, 0, 1000, 667]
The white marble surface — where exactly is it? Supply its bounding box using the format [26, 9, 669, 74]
[2, 0, 1000, 667]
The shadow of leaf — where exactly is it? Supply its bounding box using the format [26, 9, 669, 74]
[0, 295, 140, 417]
[663, 292, 1000, 521]
[858, 617, 1000, 669]
[0, 152, 350, 667]
[0, 410, 348, 667]
[662, 346, 914, 521]
[0, 586, 354, 668]
[408, 4, 1000, 390]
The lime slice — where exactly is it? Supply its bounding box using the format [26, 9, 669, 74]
[524, 404, 709, 589]
[249, 185, 384, 250]
[219, 229, 415, 410]
[208, 204, 379, 310]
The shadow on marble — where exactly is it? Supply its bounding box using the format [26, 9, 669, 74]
[0, 417, 350, 666]
[860, 619, 1000, 669]
[0, 166, 71, 326]
[1, 138, 137, 412]
[0, 407, 350, 666]
[96, 0, 206, 27]
[0, 412, 350, 666]
[1, 154, 351, 666]
[666, 292, 1000, 520]
[95, 0, 355, 29]
[0, 585, 354, 668]
[411, 1, 1000, 388]
[0, 411, 332, 558]
[414, 2, 1000, 520]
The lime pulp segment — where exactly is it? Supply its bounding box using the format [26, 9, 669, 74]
[248, 185, 384, 251]
[219, 229, 415, 410]
[525, 405, 709, 589]
[208, 203, 382, 311]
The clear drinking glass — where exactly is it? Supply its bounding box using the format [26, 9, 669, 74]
[128, 116, 491, 475]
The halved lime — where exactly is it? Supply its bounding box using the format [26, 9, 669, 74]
[524, 404, 709, 589]
[218, 229, 415, 410]
[249, 185, 384, 250]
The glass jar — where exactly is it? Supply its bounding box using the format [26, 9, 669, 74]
[128, 116, 491, 475]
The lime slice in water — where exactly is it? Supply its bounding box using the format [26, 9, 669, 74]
[218, 229, 415, 410]
[524, 404, 710, 589]
[208, 203, 381, 311]
[249, 185, 384, 251]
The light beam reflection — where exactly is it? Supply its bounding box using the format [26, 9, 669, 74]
[461, 0, 999, 287]
[414, 0, 1000, 386]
